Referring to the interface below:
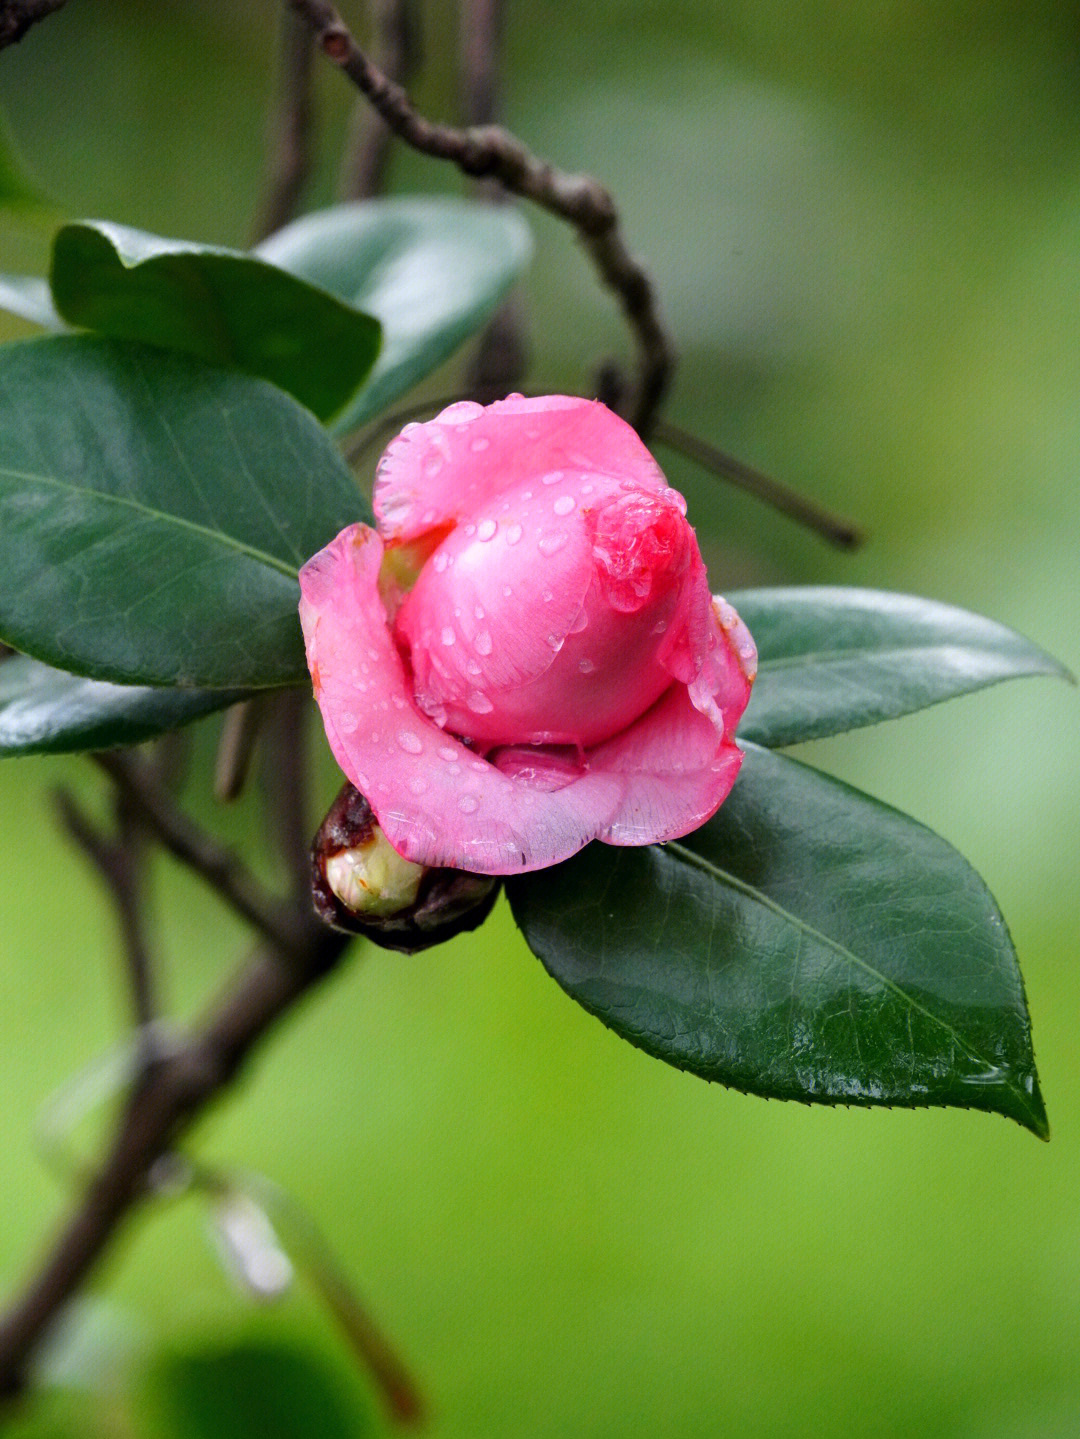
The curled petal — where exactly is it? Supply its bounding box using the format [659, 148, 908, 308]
[375, 393, 667, 544]
[300, 525, 628, 874]
[589, 684, 744, 845]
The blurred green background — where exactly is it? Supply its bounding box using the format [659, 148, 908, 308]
[1, 2, 1078, 1435]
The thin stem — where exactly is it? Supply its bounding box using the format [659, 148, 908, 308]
[0, 930, 351, 1400]
[54, 788, 158, 1032]
[92, 751, 303, 955]
[653, 419, 864, 549]
[338, 0, 420, 200]
[288, 0, 673, 434]
[251, 1, 317, 243]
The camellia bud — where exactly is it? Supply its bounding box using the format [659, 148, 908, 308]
[311, 782, 500, 953]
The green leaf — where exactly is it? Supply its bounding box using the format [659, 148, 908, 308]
[0, 653, 247, 756]
[0, 336, 370, 688]
[50, 221, 382, 421]
[0, 110, 52, 215]
[507, 744, 1047, 1138]
[0, 273, 64, 329]
[732, 586, 1070, 748]
[255, 198, 533, 433]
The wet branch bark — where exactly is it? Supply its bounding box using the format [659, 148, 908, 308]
[288, 0, 674, 434]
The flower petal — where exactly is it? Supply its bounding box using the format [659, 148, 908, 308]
[588, 683, 744, 845]
[374, 393, 667, 543]
[300, 525, 627, 874]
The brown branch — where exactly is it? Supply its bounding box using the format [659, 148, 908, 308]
[0, 928, 351, 1401]
[251, 2, 317, 243]
[338, 0, 420, 200]
[92, 751, 304, 955]
[459, 0, 528, 401]
[214, 698, 267, 803]
[289, 0, 673, 434]
[0, 0, 67, 50]
[652, 419, 864, 550]
[54, 789, 158, 1032]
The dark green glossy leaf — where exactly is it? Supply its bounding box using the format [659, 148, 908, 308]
[0, 274, 64, 329]
[731, 586, 1070, 747]
[255, 198, 533, 433]
[0, 653, 247, 755]
[507, 744, 1046, 1137]
[50, 221, 381, 421]
[0, 337, 370, 688]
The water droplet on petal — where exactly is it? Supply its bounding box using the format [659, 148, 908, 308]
[474, 605, 485, 619]
[464, 523, 476, 537]
[503, 585, 513, 598]
[471, 436, 491, 452]
[441, 627, 456, 647]
[579, 658, 595, 674]
[433, 551, 449, 573]
[475, 630, 493, 656]
[553, 495, 576, 516]
[438, 746, 458, 761]
[546, 633, 563, 650]
[569, 608, 589, 634]
[409, 775, 428, 795]
[458, 794, 479, 814]
[421, 508, 437, 524]
[466, 691, 494, 714]
[538, 532, 569, 557]
[424, 459, 443, 478]
[477, 518, 497, 541]
[652, 619, 668, 634]
[506, 523, 523, 546]
[541, 468, 563, 485]
[339, 712, 357, 734]
[397, 730, 423, 754]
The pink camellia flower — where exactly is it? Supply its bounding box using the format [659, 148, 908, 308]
[299, 394, 757, 875]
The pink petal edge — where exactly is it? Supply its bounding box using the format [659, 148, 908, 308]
[374, 394, 668, 544]
[300, 524, 628, 874]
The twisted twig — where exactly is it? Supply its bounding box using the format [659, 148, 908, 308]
[288, 0, 674, 434]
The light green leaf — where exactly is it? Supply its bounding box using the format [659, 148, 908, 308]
[256, 198, 533, 433]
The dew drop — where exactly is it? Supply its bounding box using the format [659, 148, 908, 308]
[477, 518, 497, 541]
[546, 633, 563, 651]
[466, 691, 494, 714]
[542, 588, 553, 603]
[466, 660, 482, 677]
[464, 523, 477, 537]
[441, 627, 456, 647]
[569, 608, 589, 634]
[474, 605, 485, 619]
[652, 619, 668, 635]
[475, 630, 493, 656]
[397, 730, 423, 754]
[471, 436, 491, 452]
[506, 523, 523, 546]
[424, 459, 443, 478]
[458, 794, 479, 814]
[433, 551, 449, 573]
[579, 658, 595, 674]
[339, 712, 357, 734]
[409, 776, 428, 795]
[391, 694, 405, 709]
[541, 469, 564, 486]
[370, 730, 381, 743]
[503, 585, 513, 598]
[553, 494, 576, 516]
[421, 508, 437, 524]
[581, 483, 594, 495]
[538, 531, 569, 557]
[438, 746, 458, 762]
